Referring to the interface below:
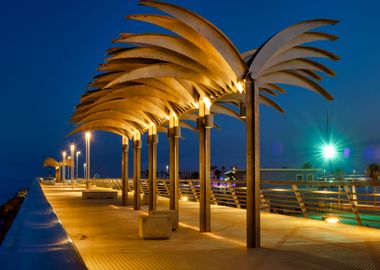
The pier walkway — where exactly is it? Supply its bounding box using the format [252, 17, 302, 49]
[42, 184, 380, 270]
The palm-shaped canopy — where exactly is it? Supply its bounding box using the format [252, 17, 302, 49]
[43, 157, 60, 169]
[70, 0, 338, 140]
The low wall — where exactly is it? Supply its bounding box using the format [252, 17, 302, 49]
[0, 180, 87, 270]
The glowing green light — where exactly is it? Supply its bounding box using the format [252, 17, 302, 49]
[322, 145, 337, 159]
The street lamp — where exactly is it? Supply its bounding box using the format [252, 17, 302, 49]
[76, 151, 81, 179]
[322, 145, 337, 159]
[322, 144, 337, 181]
[62, 151, 67, 184]
[67, 156, 71, 183]
[83, 163, 86, 179]
[70, 144, 75, 189]
[85, 131, 91, 190]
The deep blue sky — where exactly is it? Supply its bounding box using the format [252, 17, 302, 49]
[1, 0, 379, 180]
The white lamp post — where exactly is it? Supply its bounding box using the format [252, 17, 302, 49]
[70, 144, 75, 189]
[62, 151, 67, 184]
[85, 132, 91, 190]
[76, 151, 81, 179]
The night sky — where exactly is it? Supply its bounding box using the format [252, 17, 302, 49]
[1, 0, 380, 180]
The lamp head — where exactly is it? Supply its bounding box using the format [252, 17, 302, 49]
[322, 144, 336, 159]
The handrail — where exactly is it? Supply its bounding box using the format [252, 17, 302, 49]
[76, 178, 380, 228]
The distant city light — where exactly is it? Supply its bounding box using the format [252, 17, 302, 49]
[322, 145, 337, 159]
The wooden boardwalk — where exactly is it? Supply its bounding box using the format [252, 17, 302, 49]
[42, 184, 380, 270]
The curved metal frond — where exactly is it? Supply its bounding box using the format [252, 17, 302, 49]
[69, 2, 338, 140]
[43, 158, 59, 168]
[248, 19, 338, 101]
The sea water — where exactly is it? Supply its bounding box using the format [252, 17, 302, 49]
[0, 177, 32, 205]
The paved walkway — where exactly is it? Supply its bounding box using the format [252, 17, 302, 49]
[42, 184, 380, 270]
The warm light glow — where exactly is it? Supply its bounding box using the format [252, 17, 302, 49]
[203, 97, 212, 110]
[134, 131, 141, 141]
[77, 151, 81, 155]
[149, 123, 157, 135]
[62, 151, 67, 158]
[325, 216, 339, 224]
[70, 144, 75, 151]
[178, 222, 244, 247]
[322, 145, 337, 159]
[181, 196, 189, 201]
[236, 81, 244, 93]
[193, 102, 199, 109]
[85, 131, 91, 140]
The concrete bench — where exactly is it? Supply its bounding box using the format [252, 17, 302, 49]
[150, 210, 178, 230]
[82, 190, 118, 199]
[138, 214, 172, 240]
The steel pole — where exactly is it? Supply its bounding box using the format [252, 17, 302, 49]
[63, 165, 65, 183]
[133, 140, 141, 210]
[86, 138, 88, 189]
[71, 147, 74, 189]
[122, 137, 129, 206]
[246, 78, 261, 248]
[86, 135, 91, 190]
[62, 164, 65, 183]
[62, 152, 66, 184]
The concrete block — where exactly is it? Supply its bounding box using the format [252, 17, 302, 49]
[140, 194, 159, 206]
[150, 210, 178, 230]
[141, 194, 149, 205]
[82, 190, 118, 199]
[138, 214, 172, 240]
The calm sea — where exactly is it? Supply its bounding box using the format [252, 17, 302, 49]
[0, 177, 32, 205]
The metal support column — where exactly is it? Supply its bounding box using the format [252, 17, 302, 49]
[148, 133, 158, 211]
[198, 110, 212, 232]
[169, 126, 180, 212]
[133, 138, 141, 210]
[246, 78, 261, 248]
[121, 136, 129, 206]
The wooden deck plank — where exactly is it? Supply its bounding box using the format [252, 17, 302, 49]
[42, 184, 380, 270]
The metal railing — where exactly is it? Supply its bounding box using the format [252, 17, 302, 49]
[76, 178, 380, 228]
